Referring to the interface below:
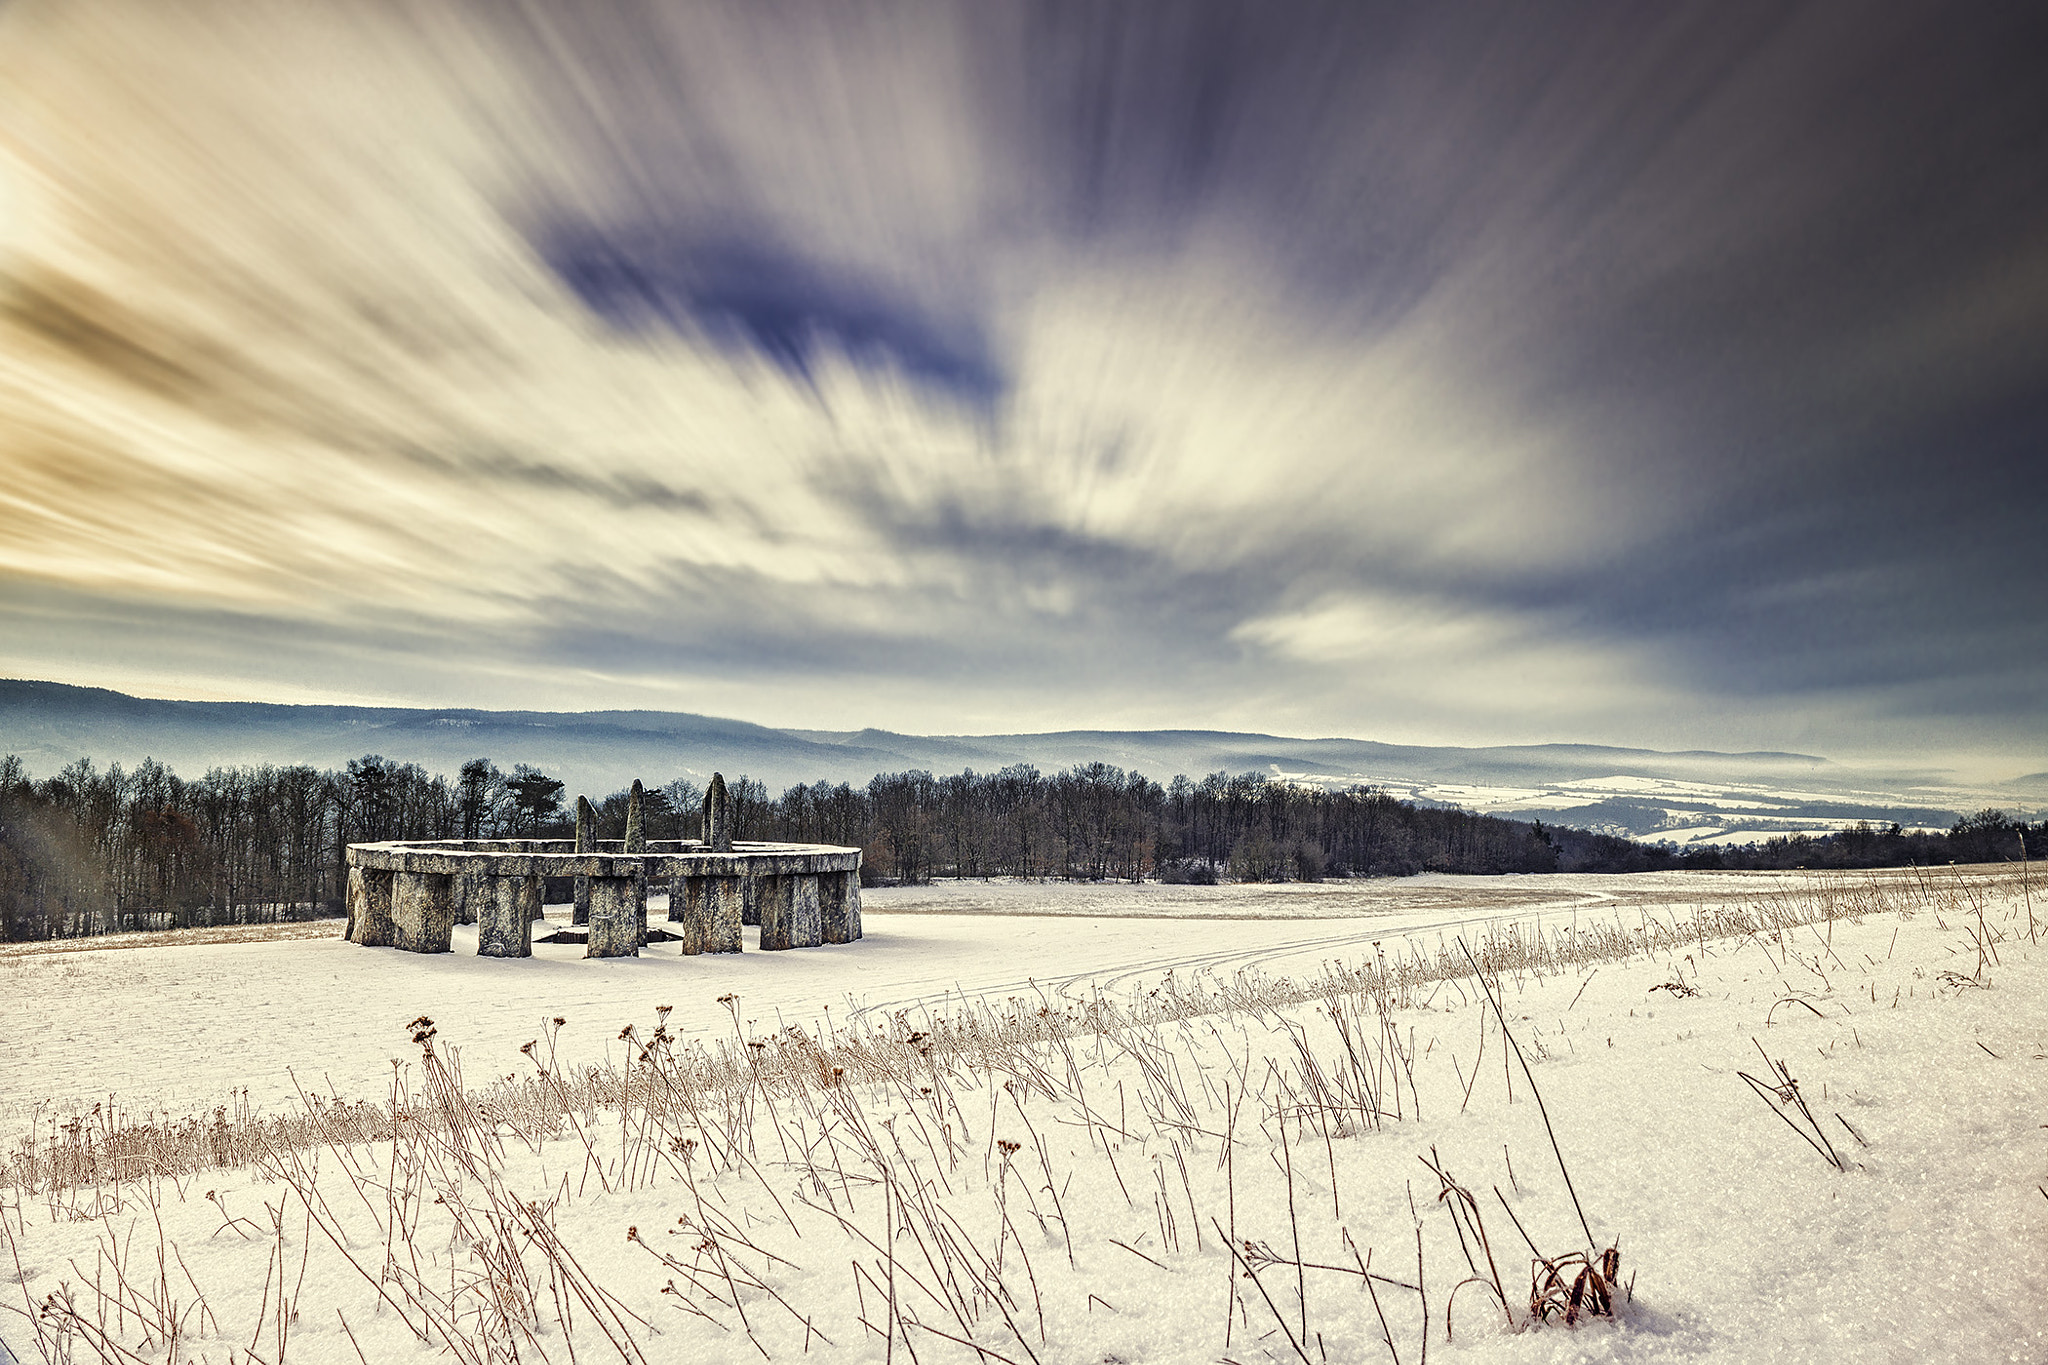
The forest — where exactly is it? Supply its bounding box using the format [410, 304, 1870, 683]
[0, 752, 2039, 940]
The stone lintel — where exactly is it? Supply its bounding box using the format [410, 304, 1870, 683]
[348, 843, 858, 879]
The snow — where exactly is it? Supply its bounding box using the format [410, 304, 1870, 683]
[3, 867, 2043, 1364]
[1, 872, 1813, 1124]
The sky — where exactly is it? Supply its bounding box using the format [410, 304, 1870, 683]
[1, 1, 2044, 777]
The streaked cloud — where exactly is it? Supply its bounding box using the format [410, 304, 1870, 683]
[0, 0, 2043, 776]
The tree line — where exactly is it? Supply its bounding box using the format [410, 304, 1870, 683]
[1, 752, 2039, 941]
[1664, 809, 2043, 872]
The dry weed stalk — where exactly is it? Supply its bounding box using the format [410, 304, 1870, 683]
[6, 869, 2025, 1363]
[1737, 1042, 1852, 1171]
[6, 870, 1993, 1197]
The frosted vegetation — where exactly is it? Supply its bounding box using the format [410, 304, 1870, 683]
[2, 866, 2043, 1363]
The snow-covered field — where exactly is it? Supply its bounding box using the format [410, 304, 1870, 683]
[0, 871, 1816, 1126]
[3, 867, 2043, 1364]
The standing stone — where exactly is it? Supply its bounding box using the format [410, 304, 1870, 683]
[347, 865, 395, 946]
[788, 874, 823, 948]
[675, 875, 705, 953]
[625, 780, 649, 943]
[757, 875, 794, 950]
[391, 871, 455, 954]
[704, 772, 732, 852]
[821, 869, 863, 943]
[572, 795, 594, 925]
[624, 780, 646, 851]
[476, 875, 538, 958]
[585, 875, 640, 958]
[676, 874, 744, 954]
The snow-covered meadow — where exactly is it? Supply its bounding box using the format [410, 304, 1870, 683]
[3, 866, 2043, 1363]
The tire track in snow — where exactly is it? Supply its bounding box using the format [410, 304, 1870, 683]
[845, 892, 1620, 1029]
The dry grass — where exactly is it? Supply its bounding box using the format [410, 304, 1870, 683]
[3, 867, 2030, 1364]
[6, 869, 2003, 1198]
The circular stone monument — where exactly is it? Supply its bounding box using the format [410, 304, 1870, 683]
[342, 772, 860, 959]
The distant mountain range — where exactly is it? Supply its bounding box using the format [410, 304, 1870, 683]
[2, 679, 2034, 844]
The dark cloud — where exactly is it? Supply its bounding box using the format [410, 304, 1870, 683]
[546, 231, 1004, 405]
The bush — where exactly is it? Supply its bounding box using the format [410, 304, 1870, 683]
[1157, 858, 1219, 885]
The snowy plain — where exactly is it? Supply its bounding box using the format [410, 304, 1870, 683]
[3, 866, 2044, 1364]
[3, 871, 1820, 1124]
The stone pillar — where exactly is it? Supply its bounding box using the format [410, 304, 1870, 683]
[704, 772, 731, 852]
[391, 871, 455, 954]
[625, 780, 649, 944]
[704, 875, 743, 953]
[572, 796, 594, 925]
[675, 875, 704, 953]
[347, 865, 395, 946]
[741, 872, 762, 926]
[585, 875, 640, 958]
[624, 780, 646, 850]
[789, 874, 823, 948]
[678, 875, 742, 954]
[757, 874, 794, 950]
[821, 869, 863, 944]
[476, 875, 538, 958]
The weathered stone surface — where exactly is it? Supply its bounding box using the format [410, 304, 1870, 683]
[789, 874, 822, 948]
[672, 874, 700, 938]
[391, 871, 454, 954]
[757, 875, 794, 950]
[821, 870, 862, 943]
[347, 866, 395, 946]
[573, 796, 594, 926]
[704, 772, 732, 852]
[625, 781, 646, 852]
[585, 875, 641, 958]
[476, 875, 538, 958]
[702, 875, 743, 953]
[347, 829, 858, 958]
[349, 843, 858, 877]
[625, 781, 649, 944]
[675, 874, 745, 954]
